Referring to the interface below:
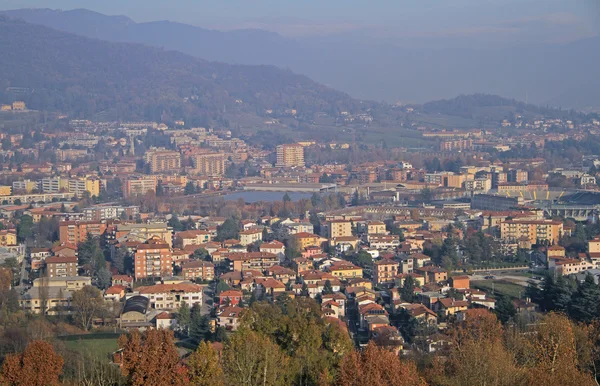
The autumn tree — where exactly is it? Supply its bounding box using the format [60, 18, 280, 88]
[336, 342, 426, 386]
[0, 340, 64, 386]
[118, 329, 188, 386]
[187, 341, 224, 386]
[222, 328, 290, 386]
[433, 309, 523, 386]
[71, 285, 106, 331]
[522, 313, 595, 386]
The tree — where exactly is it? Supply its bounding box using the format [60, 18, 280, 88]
[494, 294, 516, 324]
[523, 313, 595, 385]
[401, 275, 416, 302]
[0, 340, 64, 386]
[118, 329, 187, 386]
[176, 301, 191, 333]
[569, 274, 600, 322]
[216, 218, 240, 241]
[168, 214, 184, 232]
[323, 280, 334, 295]
[336, 342, 426, 386]
[222, 329, 290, 386]
[184, 181, 197, 195]
[192, 248, 209, 261]
[187, 341, 224, 386]
[113, 244, 130, 274]
[354, 250, 373, 269]
[189, 304, 210, 342]
[16, 214, 34, 242]
[71, 285, 106, 331]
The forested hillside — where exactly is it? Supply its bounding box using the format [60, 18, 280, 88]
[0, 16, 360, 121]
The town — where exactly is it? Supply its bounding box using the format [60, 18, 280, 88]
[1, 100, 600, 384]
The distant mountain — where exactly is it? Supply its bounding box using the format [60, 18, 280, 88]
[2, 8, 600, 110]
[418, 94, 591, 122]
[0, 16, 362, 121]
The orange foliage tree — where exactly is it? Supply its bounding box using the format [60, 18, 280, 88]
[118, 329, 188, 386]
[336, 342, 426, 386]
[0, 340, 64, 386]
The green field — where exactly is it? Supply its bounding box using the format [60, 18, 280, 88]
[471, 280, 525, 299]
[63, 338, 119, 358]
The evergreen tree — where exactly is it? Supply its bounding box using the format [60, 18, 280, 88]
[189, 304, 210, 342]
[569, 274, 600, 322]
[401, 276, 416, 302]
[323, 280, 334, 295]
[494, 294, 516, 324]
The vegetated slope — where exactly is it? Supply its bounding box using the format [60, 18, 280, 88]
[419, 94, 593, 122]
[0, 16, 361, 121]
[3, 8, 600, 109]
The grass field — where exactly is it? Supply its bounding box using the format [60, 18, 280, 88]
[63, 338, 119, 358]
[471, 280, 525, 299]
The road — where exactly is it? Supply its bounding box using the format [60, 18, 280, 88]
[15, 257, 29, 293]
[469, 272, 541, 287]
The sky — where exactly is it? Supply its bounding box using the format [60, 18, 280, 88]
[1, 0, 599, 42]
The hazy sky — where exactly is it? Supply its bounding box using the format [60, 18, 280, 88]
[1, 0, 599, 41]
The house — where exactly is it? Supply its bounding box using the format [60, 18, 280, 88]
[155, 312, 178, 330]
[327, 261, 363, 279]
[45, 255, 78, 278]
[52, 244, 77, 258]
[218, 290, 243, 306]
[181, 260, 215, 282]
[414, 266, 448, 284]
[322, 300, 344, 319]
[449, 275, 470, 289]
[371, 325, 404, 354]
[293, 232, 327, 250]
[227, 252, 279, 272]
[175, 230, 211, 248]
[322, 293, 347, 316]
[30, 247, 51, 260]
[136, 283, 204, 310]
[394, 273, 425, 288]
[434, 298, 469, 316]
[367, 221, 387, 235]
[400, 303, 438, 324]
[217, 306, 244, 331]
[373, 259, 399, 286]
[260, 241, 285, 261]
[266, 265, 296, 283]
[256, 278, 286, 297]
[239, 229, 263, 246]
[293, 257, 312, 274]
[104, 285, 126, 302]
[112, 275, 134, 289]
[0, 229, 17, 246]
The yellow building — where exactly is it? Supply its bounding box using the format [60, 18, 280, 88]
[276, 144, 305, 167]
[193, 152, 225, 177]
[367, 221, 387, 235]
[0, 230, 17, 246]
[0, 186, 11, 196]
[0, 105, 11, 111]
[12, 101, 25, 110]
[328, 220, 353, 239]
[68, 178, 101, 197]
[144, 149, 181, 174]
[328, 261, 363, 279]
[500, 219, 563, 245]
[293, 232, 326, 250]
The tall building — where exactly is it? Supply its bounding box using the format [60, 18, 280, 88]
[144, 149, 181, 174]
[68, 178, 101, 197]
[59, 221, 108, 245]
[192, 152, 225, 176]
[276, 144, 305, 167]
[122, 177, 158, 198]
[134, 239, 173, 279]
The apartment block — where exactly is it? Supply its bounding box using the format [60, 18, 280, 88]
[134, 240, 173, 279]
[59, 221, 108, 245]
[276, 144, 305, 167]
[500, 220, 563, 245]
[144, 149, 181, 173]
[45, 255, 78, 278]
[122, 177, 158, 198]
[192, 152, 225, 177]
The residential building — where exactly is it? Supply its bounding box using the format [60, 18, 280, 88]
[45, 255, 78, 278]
[137, 283, 203, 309]
[276, 144, 305, 167]
[293, 232, 326, 250]
[59, 221, 108, 245]
[192, 152, 225, 176]
[217, 306, 244, 331]
[239, 229, 263, 246]
[373, 260, 398, 286]
[0, 230, 17, 246]
[328, 220, 353, 239]
[259, 241, 285, 261]
[175, 230, 212, 248]
[227, 252, 279, 272]
[115, 223, 173, 248]
[367, 221, 387, 235]
[83, 205, 140, 221]
[134, 240, 173, 279]
[122, 176, 158, 198]
[414, 266, 448, 284]
[500, 219, 563, 245]
[144, 149, 181, 173]
[327, 261, 363, 279]
[181, 260, 215, 281]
